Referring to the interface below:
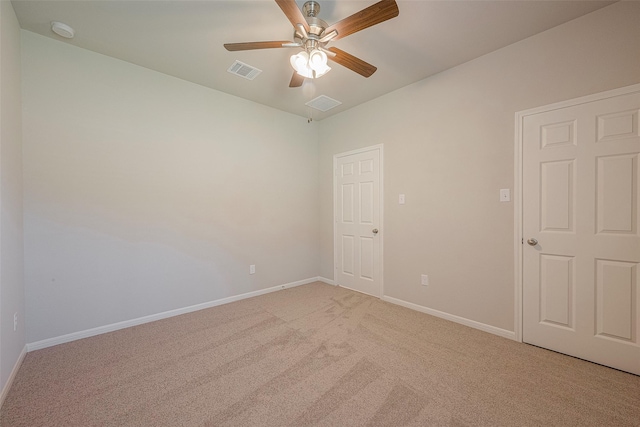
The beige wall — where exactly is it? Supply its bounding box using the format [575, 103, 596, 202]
[318, 2, 640, 332]
[0, 0, 25, 395]
[22, 31, 320, 343]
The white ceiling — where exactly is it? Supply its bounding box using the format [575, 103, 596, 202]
[12, 0, 615, 120]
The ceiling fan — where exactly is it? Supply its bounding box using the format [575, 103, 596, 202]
[224, 0, 399, 87]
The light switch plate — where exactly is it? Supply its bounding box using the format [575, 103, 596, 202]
[399, 194, 405, 205]
[500, 189, 511, 202]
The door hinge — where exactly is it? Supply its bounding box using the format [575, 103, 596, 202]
[521, 238, 524, 244]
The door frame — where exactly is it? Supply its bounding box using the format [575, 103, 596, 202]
[514, 83, 640, 343]
[333, 144, 384, 298]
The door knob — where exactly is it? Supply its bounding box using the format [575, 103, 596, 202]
[527, 238, 538, 246]
[372, 229, 379, 235]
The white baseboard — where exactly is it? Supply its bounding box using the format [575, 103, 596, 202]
[0, 345, 27, 409]
[318, 276, 335, 285]
[27, 277, 321, 352]
[382, 295, 516, 341]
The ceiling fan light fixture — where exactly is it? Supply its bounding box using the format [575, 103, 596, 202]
[290, 50, 330, 79]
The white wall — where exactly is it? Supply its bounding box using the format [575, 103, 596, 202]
[22, 31, 320, 343]
[319, 1, 640, 332]
[0, 0, 25, 397]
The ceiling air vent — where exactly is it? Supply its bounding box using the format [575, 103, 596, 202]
[306, 95, 342, 112]
[227, 60, 262, 80]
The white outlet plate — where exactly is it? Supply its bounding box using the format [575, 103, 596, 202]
[500, 189, 511, 202]
[249, 265, 255, 275]
[421, 274, 429, 286]
[13, 313, 18, 331]
[399, 194, 405, 205]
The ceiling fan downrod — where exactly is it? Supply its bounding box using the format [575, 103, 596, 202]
[302, 1, 320, 18]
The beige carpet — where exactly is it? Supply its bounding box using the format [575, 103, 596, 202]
[1, 282, 639, 426]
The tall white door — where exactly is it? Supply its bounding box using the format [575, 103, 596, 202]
[522, 88, 640, 375]
[334, 146, 382, 297]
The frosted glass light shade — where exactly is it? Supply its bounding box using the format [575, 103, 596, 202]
[309, 50, 327, 70]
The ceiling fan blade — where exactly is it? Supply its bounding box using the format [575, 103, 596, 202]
[324, 0, 399, 41]
[224, 41, 294, 51]
[289, 72, 304, 88]
[326, 47, 377, 78]
[275, 0, 310, 32]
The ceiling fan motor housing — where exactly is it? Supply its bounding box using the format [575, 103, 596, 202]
[306, 17, 328, 37]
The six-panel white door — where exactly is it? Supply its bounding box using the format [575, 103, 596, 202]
[335, 147, 382, 297]
[522, 90, 640, 375]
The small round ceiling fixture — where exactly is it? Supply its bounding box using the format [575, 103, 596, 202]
[51, 21, 75, 39]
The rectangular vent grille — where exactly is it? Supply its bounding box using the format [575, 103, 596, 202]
[306, 95, 342, 112]
[227, 60, 262, 80]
